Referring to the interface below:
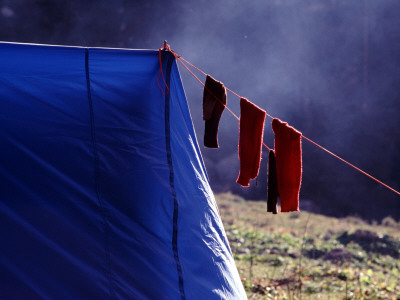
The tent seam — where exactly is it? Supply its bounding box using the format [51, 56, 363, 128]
[163, 52, 186, 300]
[85, 48, 116, 299]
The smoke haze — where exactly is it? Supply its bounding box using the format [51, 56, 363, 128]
[1, 0, 399, 220]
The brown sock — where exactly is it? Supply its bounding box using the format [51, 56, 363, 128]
[203, 75, 226, 148]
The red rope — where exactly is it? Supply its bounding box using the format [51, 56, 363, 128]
[157, 44, 170, 95]
[179, 56, 275, 120]
[176, 58, 239, 120]
[176, 56, 271, 151]
[301, 136, 400, 196]
[163, 44, 400, 197]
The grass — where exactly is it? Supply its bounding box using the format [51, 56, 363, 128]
[215, 193, 400, 300]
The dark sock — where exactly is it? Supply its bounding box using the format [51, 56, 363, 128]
[203, 75, 226, 148]
[267, 150, 278, 214]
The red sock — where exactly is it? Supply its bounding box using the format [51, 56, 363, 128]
[203, 75, 226, 148]
[272, 118, 302, 212]
[236, 98, 266, 187]
[267, 150, 278, 214]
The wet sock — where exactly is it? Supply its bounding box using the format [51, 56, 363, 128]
[272, 118, 302, 212]
[236, 98, 266, 187]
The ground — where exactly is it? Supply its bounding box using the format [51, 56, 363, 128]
[215, 193, 400, 300]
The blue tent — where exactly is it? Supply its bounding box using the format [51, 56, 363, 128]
[0, 42, 246, 299]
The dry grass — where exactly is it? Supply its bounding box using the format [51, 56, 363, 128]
[216, 192, 400, 300]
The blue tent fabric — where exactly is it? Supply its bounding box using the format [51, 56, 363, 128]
[0, 42, 246, 299]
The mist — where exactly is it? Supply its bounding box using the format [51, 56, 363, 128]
[1, 0, 399, 220]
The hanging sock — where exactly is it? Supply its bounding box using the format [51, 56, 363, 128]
[272, 118, 302, 212]
[203, 75, 227, 148]
[267, 150, 278, 214]
[236, 98, 266, 187]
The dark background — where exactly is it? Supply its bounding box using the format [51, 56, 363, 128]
[1, 0, 399, 221]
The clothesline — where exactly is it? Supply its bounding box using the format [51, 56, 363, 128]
[177, 55, 273, 151]
[159, 43, 400, 198]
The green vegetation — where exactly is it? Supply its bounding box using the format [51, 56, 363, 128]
[216, 193, 400, 300]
